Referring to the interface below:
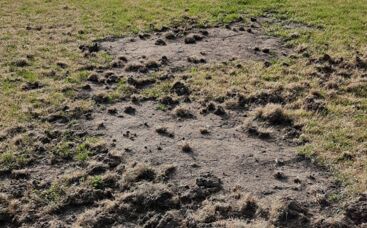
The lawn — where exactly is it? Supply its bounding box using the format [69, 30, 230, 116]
[1, 0, 366, 194]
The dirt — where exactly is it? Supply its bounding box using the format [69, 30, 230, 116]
[88, 101, 336, 200]
[96, 22, 288, 75]
[1, 19, 366, 227]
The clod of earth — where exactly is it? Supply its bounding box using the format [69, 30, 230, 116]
[345, 193, 367, 225]
[93, 93, 111, 104]
[174, 107, 195, 119]
[105, 74, 119, 84]
[160, 96, 179, 108]
[127, 77, 156, 88]
[145, 60, 160, 69]
[171, 81, 190, 96]
[87, 73, 100, 83]
[107, 108, 118, 115]
[110, 60, 124, 68]
[12, 58, 29, 67]
[184, 35, 196, 44]
[213, 106, 226, 116]
[196, 173, 222, 191]
[124, 106, 136, 115]
[21, 81, 43, 91]
[246, 123, 272, 139]
[274, 171, 287, 180]
[124, 62, 147, 73]
[56, 62, 68, 69]
[81, 84, 92, 91]
[256, 104, 293, 126]
[187, 56, 206, 64]
[139, 33, 151, 40]
[181, 143, 192, 153]
[79, 42, 100, 53]
[156, 127, 174, 138]
[164, 32, 175, 40]
[155, 39, 167, 46]
[272, 200, 310, 227]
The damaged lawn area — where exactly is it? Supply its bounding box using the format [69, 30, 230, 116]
[0, 0, 367, 227]
[185, 56, 367, 193]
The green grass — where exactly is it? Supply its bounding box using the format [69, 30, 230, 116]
[89, 175, 104, 189]
[51, 136, 101, 162]
[0, 0, 366, 194]
[39, 182, 66, 204]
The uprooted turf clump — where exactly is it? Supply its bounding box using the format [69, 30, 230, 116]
[255, 104, 293, 126]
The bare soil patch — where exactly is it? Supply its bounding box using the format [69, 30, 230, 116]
[91, 21, 288, 75]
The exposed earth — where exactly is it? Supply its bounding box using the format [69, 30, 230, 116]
[1, 17, 366, 228]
